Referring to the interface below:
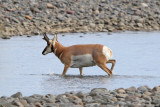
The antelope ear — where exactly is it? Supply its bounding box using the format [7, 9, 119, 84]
[52, 33, 57, 41]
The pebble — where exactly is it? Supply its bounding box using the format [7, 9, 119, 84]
[0, 86, 159, 106]
[0, 0, 160, 38]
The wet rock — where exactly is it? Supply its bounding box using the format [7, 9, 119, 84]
[152, 95, 160, 105]
[125, 95, 138, 102]
[2, 104, 17, 107]
[82, 96, 93, 103]
[1, 35, 10, 39]
[25, 97, 38, 104]
[70, 96, 83, 105]
[126, 86, 136, 93]
[59, 97, 70, 103]
[117, 88, 126, 94]
[11, 92, 23, 99]
[137, 86, 149, 93]
[144, 91, 152, 96]
[89, 88, 108, 96]
[19, 99, 28, 106]
[76, 92, 86, 99]
[34, 102, 42, 107]
[44, 94, 56, 103]
[142, 95, 151, 101]
[152, 86, 160, 92]
[12, 99, 24, 107]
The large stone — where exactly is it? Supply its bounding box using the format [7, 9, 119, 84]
[34, 102, 42, 107]
[76, 92, 86, 99]
[116, 93, 128, 98]
[47, 3, 56, 9]
[1, 35, 10, 39]
[11, 92, 23, 99]
[70, 96, 83, 105]
[59, 97, 70, 103]
[60, 103, 75, 107]
[89, 88, 108, 96]
[56, 14, 66, 21]
[152, 96, 160, 105]
[125, 95, 138, 102]
[45, 103, 60, 107]
[141, 3, 148, 7]
[25, 97, 38, 104]
[19, 100, 28, 106]
[94, 10, 99, 15]
[137, 86, 149, 93]
[126, 86, 136, 93]
[85, 103, 100, 107]
[82, 96, 93, 103]
[66, 10, 75, 15]
[142, 95, 151, 101]
[25, 16, 32, 20]
[117, 88, 126, 94]
[12, 100, 24, 107]
[137, 23, 143, 27]
[152, 86, 160, 92]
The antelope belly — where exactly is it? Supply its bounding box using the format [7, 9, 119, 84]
[70, 54, 96, 68]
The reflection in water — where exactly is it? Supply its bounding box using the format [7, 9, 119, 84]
[0, 32, 160, 96]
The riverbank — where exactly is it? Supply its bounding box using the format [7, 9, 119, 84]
[0, 86, 160, 107]
[0, 0, 160, 39]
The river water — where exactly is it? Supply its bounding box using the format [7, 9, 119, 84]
[0, 32, 160, 97]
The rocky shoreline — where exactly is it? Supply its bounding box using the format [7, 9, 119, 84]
[0, 0, 160, 39]
[0, 86, 160, 107]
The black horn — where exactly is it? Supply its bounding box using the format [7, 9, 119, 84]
[42, 32, 49, 43]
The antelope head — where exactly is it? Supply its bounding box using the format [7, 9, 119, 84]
[42, 33, 57, 55]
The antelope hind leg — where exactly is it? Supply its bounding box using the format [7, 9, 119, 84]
[107, 59, 116, 72]
[97, 63, 112, 76]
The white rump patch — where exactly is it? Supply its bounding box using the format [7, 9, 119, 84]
[70, 54, 96, 68]
[102, 46, 112, 61]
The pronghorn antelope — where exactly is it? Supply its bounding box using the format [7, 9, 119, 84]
[42, 33, 116, 76]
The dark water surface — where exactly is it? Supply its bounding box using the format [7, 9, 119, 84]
[0, 32, 160, 97]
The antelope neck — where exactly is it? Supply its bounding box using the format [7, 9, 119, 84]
[53, 41, 64, 58]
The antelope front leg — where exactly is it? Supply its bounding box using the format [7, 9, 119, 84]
[62, 65, 69, 75]
[79, 67, 83, 76]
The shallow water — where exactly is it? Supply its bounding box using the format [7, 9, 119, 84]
[0, 32, 160, 97]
